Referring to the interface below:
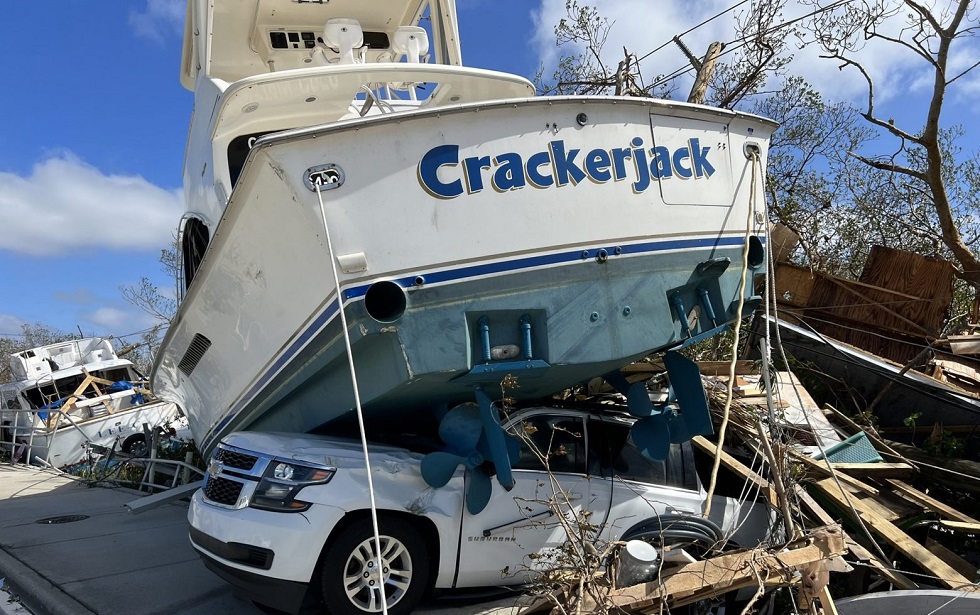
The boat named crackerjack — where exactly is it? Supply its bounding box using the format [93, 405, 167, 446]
[151, 0, 776, 457]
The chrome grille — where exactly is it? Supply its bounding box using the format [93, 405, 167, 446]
[204, 475, 244, 506]
[215, 448, 258, 471]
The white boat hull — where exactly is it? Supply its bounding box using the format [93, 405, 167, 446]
[8, 400, 180, 467]
[153, 97, 774, 455]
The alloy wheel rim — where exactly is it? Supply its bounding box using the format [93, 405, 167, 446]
[342, 534, 413, 612]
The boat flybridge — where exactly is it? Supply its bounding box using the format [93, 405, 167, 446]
[153, 0, 778, 459]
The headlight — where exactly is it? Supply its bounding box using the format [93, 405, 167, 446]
[250, 460, 334, 512]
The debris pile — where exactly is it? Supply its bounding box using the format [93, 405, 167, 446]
[519, 361, 980, 614]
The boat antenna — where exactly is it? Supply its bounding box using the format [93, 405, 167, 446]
[314, 180, 390, 615]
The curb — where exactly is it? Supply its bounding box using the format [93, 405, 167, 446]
[0, 547, 96, 615]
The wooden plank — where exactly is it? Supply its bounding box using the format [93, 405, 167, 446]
[691, 436, 778, 508]
[938, 520, 980, 534]
[816, 462, 915, 480]
[794, 485, 919, 590]
[883, 479, 980, 524]
[925, 538, 979, 580]
[813, 478, 975, 590]
[612, 526, 848, 612]
[817, 585, 839, 615]
[789, 451, 880, 496]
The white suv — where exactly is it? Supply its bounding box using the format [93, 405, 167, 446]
[188, 406, 772, 615]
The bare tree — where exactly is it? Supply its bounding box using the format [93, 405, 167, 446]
[120, 240, 178, 325]
[802, 0, 980, 289]
[537, 0, 794, 107]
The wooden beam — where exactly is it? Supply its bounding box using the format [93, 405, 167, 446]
[812, 462, 916, 480]
[817, 585, 839, 615]
[691, 436, 778, 508]
[813, 478, 976, 590]
[883, 479, 980, 524]
[791, 485, 920, 590]
[615, 526, 847, 611]
[925, 538, 979, 580]
[938, 520, 980, 534]
[789, 450, 880, 496]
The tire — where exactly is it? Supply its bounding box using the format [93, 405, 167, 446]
[121, 434, 148, 457]
[320, 516, 430, 615]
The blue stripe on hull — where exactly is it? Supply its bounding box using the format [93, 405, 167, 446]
[200, 235, 757, 451]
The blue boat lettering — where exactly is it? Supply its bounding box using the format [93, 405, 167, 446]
[417, 137, 715, 199]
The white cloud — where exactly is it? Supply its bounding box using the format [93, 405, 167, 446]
[129, 0, 185, 42]
[0, 154, 183, 257]
[84, 307, 135, 331]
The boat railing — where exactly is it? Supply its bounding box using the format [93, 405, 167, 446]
[1, 406, 89, 467]
[212, 63, 535, 142]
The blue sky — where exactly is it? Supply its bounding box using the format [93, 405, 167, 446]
[2, 0, 978, 347]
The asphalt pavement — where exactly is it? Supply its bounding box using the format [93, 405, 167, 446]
[0, 464, 523, 615]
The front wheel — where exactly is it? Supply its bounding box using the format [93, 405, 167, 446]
[320, 516, 430, 615]
[121, 434, 148, 457]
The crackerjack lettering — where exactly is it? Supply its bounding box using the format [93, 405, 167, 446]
[417, 136, 715, 199]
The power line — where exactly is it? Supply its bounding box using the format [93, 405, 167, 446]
[635, 0, 752, 64]
[646, 0, 858, 92]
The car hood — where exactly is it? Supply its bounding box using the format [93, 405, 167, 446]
[220, 431, 424, 469]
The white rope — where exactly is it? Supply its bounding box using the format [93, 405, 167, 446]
[315, 183, 389, 615]
[760, 156, 890, 561]
[704, 151, 759, 519]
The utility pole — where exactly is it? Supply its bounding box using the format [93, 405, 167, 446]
[673, 37, 725, 105]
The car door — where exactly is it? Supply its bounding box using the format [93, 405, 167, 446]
[453, 410, 611, 587]
[586, 416, 706, 541]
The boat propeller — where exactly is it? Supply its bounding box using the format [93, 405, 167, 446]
[605, 351, 714, 461]
[420, 387, 520, 515]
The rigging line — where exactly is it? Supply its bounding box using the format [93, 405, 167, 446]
[771, 335, 980, 421]
[647, 0, 859, 91]
[704, 150, 759, 520]
[635, 0, 752, 64]
[782, 296, 936, 311]
[779, 311, 956, 356]
[776, 307, 980, 393]
[767, 250, 895, 563]
[314, 182, 390, 615]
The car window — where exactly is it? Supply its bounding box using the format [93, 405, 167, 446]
[512, 414, 587, 474]
[587, 418, 698, 491]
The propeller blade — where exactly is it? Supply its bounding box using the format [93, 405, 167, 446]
[474, 387, 515, 491]
[631, 414, 671, 461]
[664, 351, 713, 436]
[665, 408, 691, 444]
[465, 467, 493, 515]
[603, 370, 631, 396]
[438, 404, 483, 452]
[626, 382, 655, 418]
[420, 451, 465, 488]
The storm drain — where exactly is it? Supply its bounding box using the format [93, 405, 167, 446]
[35, 515, 89, 525]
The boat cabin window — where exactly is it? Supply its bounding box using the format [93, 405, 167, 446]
[182, 217, 210, 291]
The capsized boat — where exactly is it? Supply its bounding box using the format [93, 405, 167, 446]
[0, 338, 180, 467]
[152, 0, 776, 457]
